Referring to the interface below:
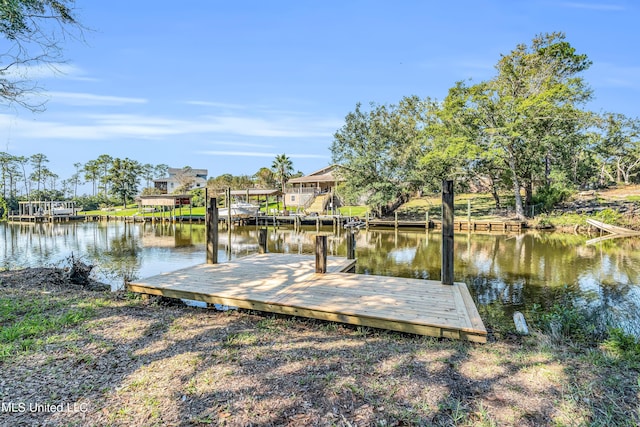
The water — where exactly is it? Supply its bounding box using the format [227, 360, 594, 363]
[2, 222, 639, 334]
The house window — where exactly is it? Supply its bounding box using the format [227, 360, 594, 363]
[291, 195, 296, 202]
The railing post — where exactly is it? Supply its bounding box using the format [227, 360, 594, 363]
[315, 235, 327, 273]
[206, 197, 218, 264]
[442, 180, 454, 285]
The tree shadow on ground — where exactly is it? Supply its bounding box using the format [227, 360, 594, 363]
[2, 287, 639, 426]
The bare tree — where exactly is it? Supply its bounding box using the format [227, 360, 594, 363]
[1, 0, 83, 111]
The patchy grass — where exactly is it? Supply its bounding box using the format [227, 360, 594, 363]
[0, 268, 638, 426]
[338, 205, 370, 217]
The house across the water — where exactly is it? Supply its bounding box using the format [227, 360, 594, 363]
[154, 168, 208, 194]
[285, 165, 344, 214]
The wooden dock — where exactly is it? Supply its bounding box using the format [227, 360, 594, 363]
[126, 253, 487, 343]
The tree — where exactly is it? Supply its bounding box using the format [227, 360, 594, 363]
[595, 113, 640, 185]
[253, 167, 276, 188]
[107, 157, 141, 208]
[141, 163, 154, 189]
[271, 154, 293, 208]
[29, 153, 50, 194]
[95, 154, 113, 196]
[0, 152, 16, 198]
[451, 33, 592, 219]
[331, 97, 431, 216]
[173, 166, 195, 193]
[71, 161, 82, 197]
[1, 0, 82, 110]
[154, 164, 169, 179]
[83, 160, 99, 196]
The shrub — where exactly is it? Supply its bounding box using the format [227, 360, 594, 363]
[532, 183, 573, 213]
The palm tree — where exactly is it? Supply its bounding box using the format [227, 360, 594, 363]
[271, 154, 293, 209]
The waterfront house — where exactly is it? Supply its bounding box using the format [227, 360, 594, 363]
[154, 168, 208, 194]
[285, 165, 343, 213]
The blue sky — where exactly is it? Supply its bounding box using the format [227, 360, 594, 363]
[1, 0, 639, 189]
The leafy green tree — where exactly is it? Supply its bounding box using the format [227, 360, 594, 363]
[83, 160, 99, 196]
[29, 153, 51, 194]
[595, 113, 640, 185]
[449, 33, 592, 218]
[331, 97, 431, 216]
[271, 154, 293, 208]
[96, 154, 114, 196]
[140, 163, 154, 189]
[0, 152, 16, 198]
[108, 158, 141, 208]
[0, 0, 82, 110]
[253, 167, 276, 188]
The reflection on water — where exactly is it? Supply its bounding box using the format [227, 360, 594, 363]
[2, 222, 639, 333]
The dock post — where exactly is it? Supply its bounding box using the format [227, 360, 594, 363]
[206, 197, 218, 264]
[442, 180, 454, 285]
[394, 211, 398, 229]
[426, 210, 429, 230]
[467, 199, 471, 230]
[315, 235, 327, 273]
[258, 228, 268, 254]
[346, 231, 356, 260]
[366, 212, 369, 230]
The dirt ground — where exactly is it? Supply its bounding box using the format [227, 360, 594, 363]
[1, 269, 639, 426]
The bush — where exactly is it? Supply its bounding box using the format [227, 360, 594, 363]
[593, 208, 623, 225]
[532, 183, 573, 213]
[601, 328, 640, 361]
[529, 289, 608, 345]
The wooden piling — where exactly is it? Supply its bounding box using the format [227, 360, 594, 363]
[258, 228, 268, 254]
[346, 231, 356, 260]
[442, 180, 454, 285]
[315, 235, 327, 273]
[206, 197, 218, 264]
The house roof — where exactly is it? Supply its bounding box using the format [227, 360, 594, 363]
[288, 164, 343, 184]
[228, 189, 282, 196]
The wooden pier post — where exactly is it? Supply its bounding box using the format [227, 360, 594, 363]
[226, 187, 231, 230]
[426, 210, 430, 230]
[394, 211, 398, 229]
[442, 180, 454, 285]
[258, 228, 268, 254]
[346, 231, 356, 260]
[206, 197, 218, 264]
[467, 199, 471, 230]
[315, 235, 327, 273]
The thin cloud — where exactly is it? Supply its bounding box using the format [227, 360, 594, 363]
[559, 2, 625, 11]
[199, 151, 329, 159]
[185, 100, 247, 109]
[211, 141, 275, 148]
[0, 110, 341, 141]
[48, 92, 148, 106]
[5, 63, 97, 81]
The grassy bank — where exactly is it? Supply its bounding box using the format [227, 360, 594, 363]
[1, 269, 638, 426]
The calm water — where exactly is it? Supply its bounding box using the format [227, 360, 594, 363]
[2, 222, 639, 333]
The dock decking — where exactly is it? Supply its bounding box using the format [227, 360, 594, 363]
[126, 253, 487, 343]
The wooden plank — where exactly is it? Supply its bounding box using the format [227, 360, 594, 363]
[455, 282, 487, 334]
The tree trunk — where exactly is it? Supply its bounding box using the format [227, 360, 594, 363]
[509, 158, 525, 220]
[524, 179, 533, 207]
[491, 189, 501, 209]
